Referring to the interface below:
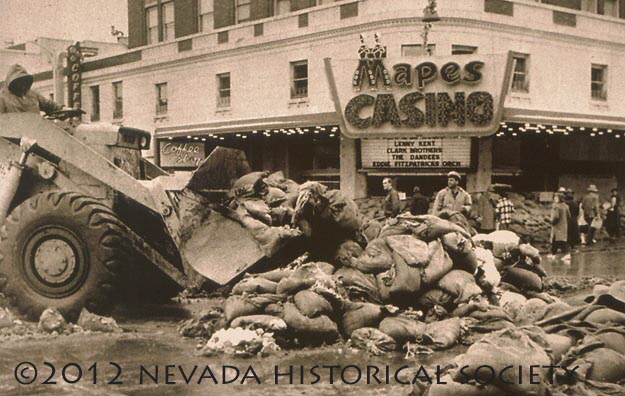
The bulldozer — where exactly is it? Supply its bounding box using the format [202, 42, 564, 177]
[0, 110, 292, 321]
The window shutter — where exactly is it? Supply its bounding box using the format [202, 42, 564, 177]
[128, 0, 147, 49]
[214, 0, 236, 29]
[175, 0, 199, 38]
[251, 0, 274, 20]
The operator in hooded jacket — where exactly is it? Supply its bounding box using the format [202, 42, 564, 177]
[0, 64, 63, 115]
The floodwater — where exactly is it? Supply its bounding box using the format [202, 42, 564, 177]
[1, 246, 624, 396]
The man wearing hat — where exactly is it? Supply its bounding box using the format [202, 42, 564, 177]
[581, 184, 601, 245]
[563, 188, 581, 247]
[432, 171, 472, 217]
[0, 64, 63, 115]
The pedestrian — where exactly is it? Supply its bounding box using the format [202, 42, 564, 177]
[549, 192, 570, 256]
[382, 177, 400, 218]
[476, 185, 497, 233]
[432, 171, 472, 217]
[409, 186, 429, 215]
[0, 64, 64, 115]
[605, 188, 621, 242]
[581, 184, 601, 245]
[494, 191, 515, 231]
[563, 188, 581, 248]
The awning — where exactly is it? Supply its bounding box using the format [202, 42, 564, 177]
[155, 112, 340, 138]
[503, 108, 625, 130]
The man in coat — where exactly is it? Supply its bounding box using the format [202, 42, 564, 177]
[432, 171, 472, 217]
[382, 177, 400, 218]
[0, 64, 63, 115]
[581, 184, 601, 245]
[550, 192, 571, 255]
[409, 185, 429, 215]
[475, 186, 497, 233]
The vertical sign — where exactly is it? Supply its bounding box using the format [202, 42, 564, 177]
[67, 42, 82, 111]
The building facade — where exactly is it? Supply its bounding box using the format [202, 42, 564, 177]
[31, 0, 625, 200]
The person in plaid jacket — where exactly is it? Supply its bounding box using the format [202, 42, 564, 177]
[495, 192, 515, 230]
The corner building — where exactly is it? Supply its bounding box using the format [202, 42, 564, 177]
[32, 0, 625, 200]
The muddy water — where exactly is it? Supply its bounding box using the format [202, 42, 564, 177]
[541, 246, 625, 279]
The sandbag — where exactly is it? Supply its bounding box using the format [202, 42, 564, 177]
[230, 315, 288, 332]
[341, 302, 386, 337]
[416, 288, 455, 311]
[334, 267, 381, 304]
[414, 374, 502, 396]
[350, 327, 397, 355]
[450, 249, 478, 274]
[488, 230, 520, 259]
[584, 308, 625, 325]
[591, 329, 625, 355]
[378, 316, 426, 344]
[438, 270, 483, 304]
[422, 240, 453, 286]
[378, 222, 412, 238]
[569, 347, 625, 383]
[474, 246, 500, 290]
[232, 277, 278, 295]
[241, 198, 272, 224]
[388, 251, 422, 300]
[353, 238, 394, 274]
[257, 268, 294, 283]
[334, 240, 363, 267]
[224, 295, 263, 323]
[276, 263, 334, 295]
[361, 219, 382, 242]
[452, 326, 551, 396]
[544, 333, 575, 363]
[468, 305, 512, 322]
[502, 267, 543, 292]
[439, 210, 476, 236]
[385, 235, 429, 267]
[519, 243, 541, 264]
[405, 215, 471, 241]
[293, 290, 333, 318]
[441, 232, 472, 255]
[422, 317, 461, 350]
[233, 171, 267, 193]
[492, 257, 504, 271]
[516, 298, 549, 325]
[282, 303, 338, 343]
[321, 190, 362, 233]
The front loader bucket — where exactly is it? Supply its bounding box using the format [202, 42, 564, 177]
[151, 147, 267, 286]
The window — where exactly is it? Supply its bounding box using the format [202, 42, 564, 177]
[452, 45, 478, 55]
[113, 82, 123, 119]
[198, 0, 214, 31]
[275, 0, 290, 15]
[236, 0, 251, 23]
[162, 1, 175, 41]
[511, 54, 529, 92]
[290, 60, 308, 99]
[298, 13, 309, 27]
[217, 73, 231, 107]
[217, 31, 229, 43]
[340, 2, 358, 19]
[597, 0, 618, 16]
[401, 44, 435, 56]
[90, 85, 100, 121]
[591, 64, 607, 100]
[146, 5, 159, 44]
[254, 23, 264, 36]
[156, 83, 168, 115]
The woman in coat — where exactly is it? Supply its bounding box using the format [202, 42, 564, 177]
[550, 193, 571, 255]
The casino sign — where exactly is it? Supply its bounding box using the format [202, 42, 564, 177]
[324, 37, 514, 138]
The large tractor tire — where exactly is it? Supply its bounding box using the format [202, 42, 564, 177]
[0, 192, 126, 321]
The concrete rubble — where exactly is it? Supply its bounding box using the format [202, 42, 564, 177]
[176, 171, 625, 395]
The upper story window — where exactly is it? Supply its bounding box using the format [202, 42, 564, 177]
[162, 1, 175, 41]
[198, 0, 214, 31]
[290, 60, 308, 99]
[156, 83, 168, 115]
[236, 0, 251, 23]
[401, 44, 436, 57]
[217, 73, 231, 107]
[90, 85, 100, 121]
[511, 54, 530, 93]
[597, 0, 619, 17]
[452, 45, 478, 55]
[113, 81, 123, 119]
[591, 64, 607, 100]
[146, 5, 159, 45]
[275, 0, 290, 15]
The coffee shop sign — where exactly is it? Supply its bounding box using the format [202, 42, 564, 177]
[160, 142, 205, 168]
[325, 38, 513, 138]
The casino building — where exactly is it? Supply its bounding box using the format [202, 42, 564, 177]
[31, 0, 625, 200]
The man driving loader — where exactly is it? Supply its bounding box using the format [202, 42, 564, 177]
[0, 64, 64, 115]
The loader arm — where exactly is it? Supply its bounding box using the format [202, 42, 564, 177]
[0, 113, 158, 212]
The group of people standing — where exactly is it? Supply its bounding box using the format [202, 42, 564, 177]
[551, 185, 621, 255]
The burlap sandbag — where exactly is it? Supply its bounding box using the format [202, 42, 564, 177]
[334, 267, 382, 304]
[282, 302, 338, 344]
[569, 347, 625, 383]
[350, 327, 397, 355]
[378, 222, 412, 238]
[422, 240, 453, 286]
[385, 235, 430, 267]
[353, 238, 394, 274]
[405, 215, 471, 241]
[276, 263, 334, 295]
[232, 276, 278, 295]
[416, 288, 455, 311]
[516, 298, 549, 325]
[378, 315, 426, 344]
[321, 190, 362, 233]
[257, 268, 294, 283]
[501, 267, 543, 292]
[388, 251, 422, 299]
[341, 302, 386, 337]
[422, 317, 461, 350]
[591, 328, 625, 355]
[334, 240, 364, 267]
[488, 230, 520, 259]
[224, 295, 275, 323]
[361, 219, 382, 242]
[544, 333, 575, 363]
[519, 243, 541, 264]
[413, 374, 503, 396]
[241, 198, 272, 225]
[293, 290, 333, 318]
[584, 308, 625, 325]
[452, 326, 551, 396]
[474, 246, 500, 290]
[230, 315, 288, 332]
[438, 270, 482, 304]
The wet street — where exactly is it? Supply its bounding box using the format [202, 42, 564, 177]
[1, 245, 623, 396]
